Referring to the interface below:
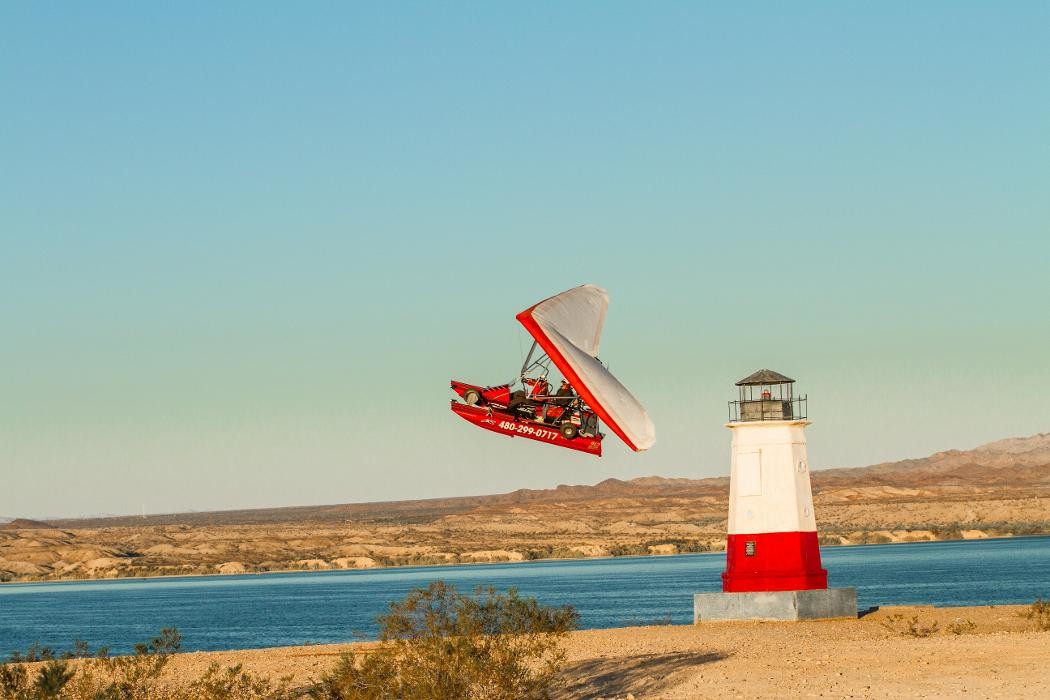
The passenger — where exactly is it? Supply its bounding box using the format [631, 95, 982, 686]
[526, 377, 549, 398]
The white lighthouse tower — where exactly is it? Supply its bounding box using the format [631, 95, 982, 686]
[694, 370, 856, 621]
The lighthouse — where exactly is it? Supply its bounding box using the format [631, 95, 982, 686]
[694, 370, 856, 621]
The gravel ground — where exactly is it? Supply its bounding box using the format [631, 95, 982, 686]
[158, 604, 1049, 698]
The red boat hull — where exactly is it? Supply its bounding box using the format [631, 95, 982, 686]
[450, 402, 603, 456]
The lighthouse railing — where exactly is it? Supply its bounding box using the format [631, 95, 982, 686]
[728, 395, 807, 422]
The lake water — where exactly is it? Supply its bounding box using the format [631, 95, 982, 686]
[1, 536, 1048, 654]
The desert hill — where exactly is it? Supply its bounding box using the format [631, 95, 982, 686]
[44, 476, 732, 530]
[0, 518, 54, 530]
[2, 432, 1049, 582]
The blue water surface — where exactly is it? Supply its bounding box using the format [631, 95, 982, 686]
[1, 536, 1047, 654]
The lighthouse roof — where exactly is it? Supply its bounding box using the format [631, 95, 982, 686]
[735, 369, 795, 386]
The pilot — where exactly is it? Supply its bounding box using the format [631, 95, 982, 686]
[507, 389, 527, 414]
[556, 380, 575, 399]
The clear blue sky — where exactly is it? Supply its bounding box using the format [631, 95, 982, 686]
[2, 3, 1048, 518]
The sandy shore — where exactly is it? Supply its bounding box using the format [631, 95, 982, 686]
[156, 604, 1048, 698]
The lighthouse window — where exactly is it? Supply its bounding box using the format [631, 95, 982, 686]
[745, 541, 756, 556]
[737, 450, 762, 496]
[797, 460, 807, 473]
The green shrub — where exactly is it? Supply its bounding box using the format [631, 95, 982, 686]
[1, 659, 88, 700]
[310, 581, 579, 700]
[34, 661, 75, 698]
[7, 643, 56, 664]
[133, 627, 181, 657]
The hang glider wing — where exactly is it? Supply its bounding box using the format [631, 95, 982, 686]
[515, 285, 656, 452]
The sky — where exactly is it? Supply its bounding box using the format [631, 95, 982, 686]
[2, 3, 1048, 518]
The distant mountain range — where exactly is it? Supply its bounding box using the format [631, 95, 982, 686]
[816, 433, 1050, 488]
[45, 432, 1050, 529]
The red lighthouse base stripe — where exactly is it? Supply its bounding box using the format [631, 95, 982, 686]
[722, 531, 828, 593]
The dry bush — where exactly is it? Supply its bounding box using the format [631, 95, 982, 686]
[1, 659, 82, 700]
[851, 531, 892, 545]
[1, 628, 182, 700]
[6, 644, 57, 664]
[0, 663, 30, 698]
[1, 644, 291, 700]
[3, 583, 579, 700]
[930, 527, 964, 541]
[879, 614, 939, 638]
[1022, 598, 1050, 631]
[185, 663, 293, 700]
[946, 618, 976, 635]
[310, 581, 579, 700]
[56, 630, 178, 700]
[65, 653, 170, 699]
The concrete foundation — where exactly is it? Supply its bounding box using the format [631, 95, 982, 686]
[694, 587, 857, 622]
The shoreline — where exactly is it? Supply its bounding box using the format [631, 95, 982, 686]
[14, 604, 1045, 698]
[3, 533, 1047, 588]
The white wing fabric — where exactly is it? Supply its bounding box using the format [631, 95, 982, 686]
[516, 285, 656, 452]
